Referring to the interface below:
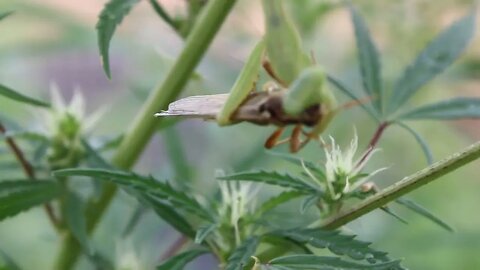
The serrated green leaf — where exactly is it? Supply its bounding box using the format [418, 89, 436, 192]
[195, 223, 217, 244]
[388, 12, 476, 114]
[326, 75, 379, 121]
[266, 151, 326, 180]
[148, 0, 180, 33]
[32, 141, 49, 165]
[163, 127, 194, 183]
[396, 197, 454, 232]
[98, 134, 124, 152]
[272, 229, 393, 264]
[0, 250, 20, 270]
[96, 0, 141, 78]
[0, 180, 59, 221]
[219, 171, 315, 192]
[86, 252, 115, 270]
[349, 5, 383, 114]
[122, 204, 145, 237]
[379, 207, 408, 225]
[0, 161, 19, 170]
[225, 237, 259, 270]
[0, 11, 14, 21]
[64, 191, 92, 255]
[156, 248, 208, 270]
[0, 131, 49, 143]
[0, 84, 50, 108]
[266, 255, 402, 270]
[53, 168, 212, 221]
[81, 139, 113, 169]
[300, 195, 318, 214]
[396, 122, 433, 165]
[144, 196, 196, 238]
[257, 190, 305, 218]
[398, 97, 480, 120]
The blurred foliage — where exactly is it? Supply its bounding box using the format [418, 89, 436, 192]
[0, 1, 480, 270]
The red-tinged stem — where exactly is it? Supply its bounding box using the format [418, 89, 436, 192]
[356, 122, 390, 168]
[160, 235, 190, 261]
[0, 123, 60, 229]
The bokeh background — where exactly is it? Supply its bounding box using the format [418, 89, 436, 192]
[0, 0, 479, 269]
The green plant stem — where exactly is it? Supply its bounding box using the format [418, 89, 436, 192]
[54, 0, 237, 269]
[321, 140, 480, 229]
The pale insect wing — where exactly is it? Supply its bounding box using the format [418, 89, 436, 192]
[154, 94, 229, 120]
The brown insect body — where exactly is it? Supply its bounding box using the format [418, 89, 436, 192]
[155, 82, 327, 153]
[231, 91, 322, 127]
[157, 91, 323, 128]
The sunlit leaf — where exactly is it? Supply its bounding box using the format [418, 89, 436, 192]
[388, 12, 476, 113]
[96, 0, 141, 78]
[219, 171, 316, 192]
[195, 223, 217, 244]
[0, 180, 59, 221]
[272, 228, 396, 264]
[54, 168, 212, 221]
[396, 123, 434, 165]
[0, 84, 50, 108]
[225, 237, 259, 270]
[349, 5, 383, 113]
[264, 255, 402, 270]
[398, 97, 480, 120]
[64, 191, 93, 255]
[156, 248, 208, 270]
[396, 197, 454, 232]
[327, 75, 379, 121]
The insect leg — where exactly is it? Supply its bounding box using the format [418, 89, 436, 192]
[336, 95, 376, 112]
[262, 59, 287, 87]
[289, 125, 302, 152]
[265, 127, 288, 149]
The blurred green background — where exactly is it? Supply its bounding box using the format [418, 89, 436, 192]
[0, 0, 479, 269]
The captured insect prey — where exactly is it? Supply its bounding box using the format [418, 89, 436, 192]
[156, 0, 369, 153]
[155, 64, 340, 153]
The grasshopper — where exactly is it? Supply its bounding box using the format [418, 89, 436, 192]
[156, 0, 346, 152]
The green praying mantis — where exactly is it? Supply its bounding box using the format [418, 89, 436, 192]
[156, 0, 361, 152]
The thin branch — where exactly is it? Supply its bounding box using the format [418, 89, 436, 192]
[160, 235, 189, 261]
[149, 0, 181, 32]
[0, 123, 60, 229]
[321, 140, 480, 229]
[356, 122, 389, 168]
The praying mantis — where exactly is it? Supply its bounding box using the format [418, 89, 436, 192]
[156, 0, 356, 153]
